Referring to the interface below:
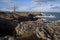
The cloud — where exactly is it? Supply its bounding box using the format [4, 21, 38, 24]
[50, 4, 60, 9]
[17, 6, 30, 12]
[16, 5, 50, 12]
[18, 6, 28, 10]
[35, 0, 56, 2]
[0, 0, 19, 11]
[0, 0, 11, 3]
[16, 3, 60, 12]
[32, 0, 56, 5]
[0, 0, 60, 12]
[51, 6, 60, 9]
[48, 4, 60, 12]
[30, 5, 51, 12]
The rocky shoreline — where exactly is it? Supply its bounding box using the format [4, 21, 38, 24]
[0, 11, 60, 40]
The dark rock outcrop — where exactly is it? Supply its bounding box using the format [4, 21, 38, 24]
[0, 18, 17, 36]
[18, 14, 38, 23]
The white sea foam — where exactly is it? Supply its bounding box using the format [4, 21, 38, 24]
[34, 15, 55, 18]
[41, 13, 45, 16]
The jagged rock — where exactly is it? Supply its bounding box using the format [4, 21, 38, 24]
[15, 20, 57, 40]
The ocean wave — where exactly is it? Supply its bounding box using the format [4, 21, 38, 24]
[41, 13, 45, 16]
[40, 12, 60, 21]
[34, 15, 55, 18]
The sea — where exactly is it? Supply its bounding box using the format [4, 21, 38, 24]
[41, 12, 60, 21]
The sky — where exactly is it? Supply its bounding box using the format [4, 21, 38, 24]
[0, 0, 60, 12]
